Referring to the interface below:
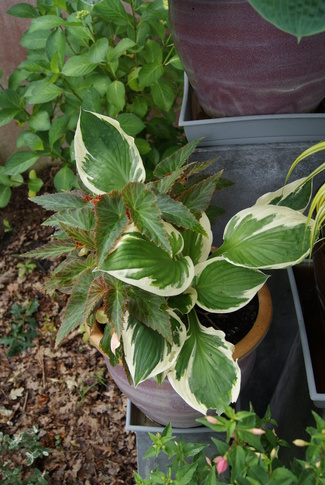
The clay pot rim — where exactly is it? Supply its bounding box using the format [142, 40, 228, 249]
[86, 283, 272, 364]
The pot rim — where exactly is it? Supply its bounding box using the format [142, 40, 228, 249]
[86, 283, 272, 364]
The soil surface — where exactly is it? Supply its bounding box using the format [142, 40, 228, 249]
[0, 177, 137, 484]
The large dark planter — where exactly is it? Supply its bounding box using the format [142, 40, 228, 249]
[86, 284, 272, 428]
[168, 0, 325, 118]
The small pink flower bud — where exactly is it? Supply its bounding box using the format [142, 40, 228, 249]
[293, 439, 308, 447]
[215, 456, 228, 474]
[249, 428, 265, 436]
[206, 416, 219, 425]
[110, 332, 120, 355]
[206, 456, 212, 466]
[270, 448, 277, 459]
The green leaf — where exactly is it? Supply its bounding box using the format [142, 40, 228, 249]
[0, 109, 20, 127]
[7, 3, 40, 18]
[29, 15, 66, 33]
[17, 132, 44, 150]
[217, 205, 313, 269]
[107, 81, 126, 112]
[139, 63, 164, 87]
[83, 276, 106, 322]
[24, 239, 77, 259]
[82, 87, 102, 113]
[53, 207, 96, 231]
[181, 212, 212, 265]
[56, 268, 96, 345]
[99, 227, 194, 297]
[0, 186, 11, 208]
[28, 177, 43, 193]
[151, 79, 175, 112]
[135, 138, 151, 155]
[54, 166, 77, 192]
[122, 183, 172, 254]
[32, 192, 86, 211]
[62, 54, 97, 77]
[46, 28, 66, 70]
[103, 277, 128, 338]
[156, 193, 208, 235]
[117, 113, 145, 136]
[46, 257, 90, 294]
[88, 38, 109, 63]
[49, 115, 70, 148]
[127, 289, 173, 342]
[111, 38, 136, 58]
[247, 0, 325, 38]
[24, 82, 63, 104]
[59, 223, 95, 249]
[195, 256, 267, 312]
[95, 192, 129, 267]
[168, 309, 240, 415]
[20, 30, 50, 49]
[178, 174, 220, 217]
[154, 139, 201, 177]
[4, 152, 40, 175]
[0, 89, 21, 109]
[94, 0, 129, 26]
[75, 110, 145, 194]
[29, 110, 50, 131]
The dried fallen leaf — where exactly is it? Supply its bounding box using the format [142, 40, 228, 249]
[9, 387, 24, 400]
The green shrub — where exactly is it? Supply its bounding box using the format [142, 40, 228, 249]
[0, 0, 184, 206]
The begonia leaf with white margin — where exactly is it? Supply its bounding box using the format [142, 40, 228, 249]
[194, 257, 267, 313]
[99, 222, 195, 296]
[168, 309, 241, 415]
[123, 311, 187, 386]
[215, 205, 313, 270]
[75, 109, 145, 194]
[255, 177, 312, 212]
[181, 212, 213, 266]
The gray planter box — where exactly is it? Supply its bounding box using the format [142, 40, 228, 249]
[287, 266, 325, 408]
[179, 75, 325, 147]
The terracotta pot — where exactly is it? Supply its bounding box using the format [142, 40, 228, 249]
[313, 241, 325, 316]
[168, 0, 325, 118]
[86, 284, 272, 428]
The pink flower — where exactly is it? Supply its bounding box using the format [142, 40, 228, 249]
[249, 428, 265, 436]
[214, 456, 228, 474]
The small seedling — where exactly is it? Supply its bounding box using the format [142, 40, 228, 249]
[3, 219, 12, 233]
[77, 371, 107, 407]
[0, 425, 49, 484]
[16, 259, 37, 278]
[0, 299, 40, 357]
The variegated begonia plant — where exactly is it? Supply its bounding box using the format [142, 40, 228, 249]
[27, 110, 315, 415]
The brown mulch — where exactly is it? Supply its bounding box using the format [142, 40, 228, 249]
[0, 178, 138, 484]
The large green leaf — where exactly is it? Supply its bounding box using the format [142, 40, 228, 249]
[95, 192, 129, 267]
[122, 183, 172, 254]
[56, 268, 97, 345]
[217, 205, 313, 269]
[75, 110, 145, 194]
[7, 3, 40, 18]
[53, 207, 96, 231]
[122, 311, 186, 386]
[138, 63, 164, 87]
[194, 256, 267, 312]
[151, 79, 175, 111]
[99, 225, 195, 296]
[248, 0, 325, 38]
[168, 310, 240, 415]
[88, 38, 109, 63]
[28, 15, 66, 32]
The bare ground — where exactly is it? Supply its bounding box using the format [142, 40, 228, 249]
[0, 176, 138, 484]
